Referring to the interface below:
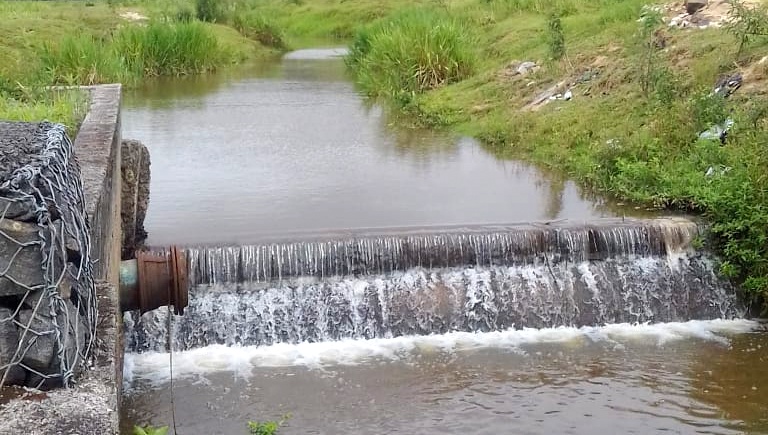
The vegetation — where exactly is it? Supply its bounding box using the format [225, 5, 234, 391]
[247, 414, 289, 435]
[0, 89, 87, 134]
[243, 0, 768, 306]
[132, 425, 168, 435]
[130, 415, 287, 435]
[346, 9, 477, 107]
[0, 0, 277, 125]
[2, 0, 767, 304]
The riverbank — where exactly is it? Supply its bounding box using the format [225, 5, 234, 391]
[251, 0, 768, 305]
[0, 0, 278, 124]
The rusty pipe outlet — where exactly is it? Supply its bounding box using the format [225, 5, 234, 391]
[119, 246, 189, 315]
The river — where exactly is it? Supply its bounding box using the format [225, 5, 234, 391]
[119, 49, 768, 434]
[121, 48, 625, 247]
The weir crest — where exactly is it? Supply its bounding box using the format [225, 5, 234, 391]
[124, 218, 744, 352]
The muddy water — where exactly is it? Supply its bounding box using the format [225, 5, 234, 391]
[121, 49, 626, 247]
[122, 320, 768, 434]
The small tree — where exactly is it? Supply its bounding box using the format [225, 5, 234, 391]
[726, 0, 768, 56]
[546, 13, 566, 61]
[636, 6, 664, 96]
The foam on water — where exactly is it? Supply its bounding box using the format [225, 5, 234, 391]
[123, 319, 760, 389]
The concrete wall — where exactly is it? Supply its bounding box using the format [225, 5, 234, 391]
[0, 84, 124, 434]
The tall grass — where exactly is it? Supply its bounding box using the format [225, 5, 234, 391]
[231, 12, 285, 48]
[114, 22, 222, 77]
[38, 21, 232, 85]
[347, 9, 477, 105]
[39, 35, 128, 85]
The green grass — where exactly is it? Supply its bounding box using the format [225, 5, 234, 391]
[39, 21, 249, 86]
[0, 89, 88, 135]
[0, 1, 274, 88]
[347, 8, 478, 105]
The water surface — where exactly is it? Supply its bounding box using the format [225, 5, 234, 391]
[121, 49, 623, 246]
[122, 320, 768, 434]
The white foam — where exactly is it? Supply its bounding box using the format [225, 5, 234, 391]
[124, 319, 760, 389]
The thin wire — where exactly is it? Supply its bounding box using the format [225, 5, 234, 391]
[168, 304, 179, 434]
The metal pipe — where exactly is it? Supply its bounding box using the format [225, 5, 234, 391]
[119, 246, 189, 315]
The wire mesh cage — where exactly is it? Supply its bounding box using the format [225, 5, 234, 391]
[0, 121, 96, 389]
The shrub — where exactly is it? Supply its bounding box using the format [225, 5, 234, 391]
[346, 9, 477, 104]
[546, 13, 565, 61]
[232, 12, 286, 48]
[196, 0, 224, 23]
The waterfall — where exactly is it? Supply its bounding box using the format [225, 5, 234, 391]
[183, 218, 701, 284]
[125, 218, 744, 352]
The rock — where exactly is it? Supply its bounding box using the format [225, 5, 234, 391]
[686, 1, 707, 15]
[18, 295, 86, 388]
[515, 61, 539, 76]
[0, 197, 37, 222]
[0, 122, 47, 183]
[0, 218, 45, 296]
[0, 307, 26, 385]
[563, 89, 573, 101]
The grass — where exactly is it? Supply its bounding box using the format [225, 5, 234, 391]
[239, 0, 768, 305]
[0, 0, 276, 124]
[0, 89, 88, 135]
[39, 21, 249, 86]
[0, 1, 275, 87]
[347, 8, 478, 105]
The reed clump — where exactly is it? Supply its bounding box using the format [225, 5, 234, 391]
[39, 21, 233, 85]
[347, 9, 477, 106]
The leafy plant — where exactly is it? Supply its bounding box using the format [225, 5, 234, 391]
[546, 13, 565, 61]
[248, 414, 290, 435]
[726, 0, 768, 56]
[132, 426, 169, 435]
[196, 0, 224, 23]
[635, 5, 664, 96]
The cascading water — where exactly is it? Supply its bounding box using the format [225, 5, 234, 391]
[124, 218, 745, 352]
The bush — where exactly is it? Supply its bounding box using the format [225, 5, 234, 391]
[232, 12, 286, 48]
[346, 9, 477, 104]
[196, 0, 224, 23]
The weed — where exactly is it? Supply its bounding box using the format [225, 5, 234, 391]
[347, 8, 477, 103]
[232, 12, 286, 49]
[114, 21, 222, 77]
[196, 0, 225, 23]
[726, 0, 768, 56]
[546, 13, 565, 61]
[248, 414, 290, 435]
[132, 425, 168, 435]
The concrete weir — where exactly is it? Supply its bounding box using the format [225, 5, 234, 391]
[0, 85, 128, 434]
